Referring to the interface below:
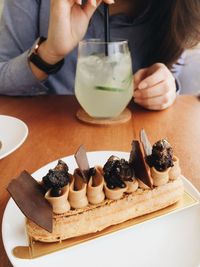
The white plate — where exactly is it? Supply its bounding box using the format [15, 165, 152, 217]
[0, 115, 28, 159]
[2, 151, 200, 267]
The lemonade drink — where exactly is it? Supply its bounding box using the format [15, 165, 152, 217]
[75, 51, 133, 118]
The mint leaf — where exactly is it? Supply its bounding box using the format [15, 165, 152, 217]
[95, 86, 124, 92]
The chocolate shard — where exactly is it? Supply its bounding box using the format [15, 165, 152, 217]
[74, 145, 90, 183]
[7, 170, 53, 233]
[140, 129, 152, 157]
[129, 140, 153, 189]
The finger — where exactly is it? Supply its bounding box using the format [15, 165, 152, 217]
[134, 80, 171, 99]
[143, 98, 175, 111]
[143, 104, 169, 111]
[82, 0, 99, 18]
[134, 92, 172, 108]
[138, 65, 168, 90]
[88, 0, 114, 7]
[102, 0, 115, 4]
[134, 68, 148, 89]
[83, 0, 114, 24]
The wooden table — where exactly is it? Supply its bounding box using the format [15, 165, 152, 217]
[0, 95, 200, 266]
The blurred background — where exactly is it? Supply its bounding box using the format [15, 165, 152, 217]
[0, 0, 2, 13]
[0, 0, 199, 95]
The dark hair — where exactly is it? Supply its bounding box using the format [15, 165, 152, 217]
[149, 0, 200, 67]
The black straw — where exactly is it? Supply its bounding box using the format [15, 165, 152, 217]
[104, 3, 110, 56]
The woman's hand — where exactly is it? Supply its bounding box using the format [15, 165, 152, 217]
[133, 63, 177, 110]
[39, 0, 114, 64]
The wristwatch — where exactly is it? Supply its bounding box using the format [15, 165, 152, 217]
[28, 37, 65, 75]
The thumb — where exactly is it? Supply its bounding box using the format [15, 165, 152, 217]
[134, 68, 148, 90]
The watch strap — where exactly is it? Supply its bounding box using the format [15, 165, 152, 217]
[29, 37, 65, 75]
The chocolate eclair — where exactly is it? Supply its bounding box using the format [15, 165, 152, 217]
[7, 138, 184, 244]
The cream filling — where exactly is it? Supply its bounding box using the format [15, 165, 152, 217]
[45, 157, 181, 213]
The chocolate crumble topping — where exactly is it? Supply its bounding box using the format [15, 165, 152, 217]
[42, 160, 70, 197]
[103, 156, 135, 189]
[149, 139, 174, 171]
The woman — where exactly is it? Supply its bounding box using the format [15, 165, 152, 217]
[0, 0, 199, 110]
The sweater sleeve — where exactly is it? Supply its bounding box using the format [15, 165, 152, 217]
[0, 0, 49, 95]
[170, 52, 186, 93]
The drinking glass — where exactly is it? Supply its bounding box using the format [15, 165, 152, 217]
[75, 39, 133, 119]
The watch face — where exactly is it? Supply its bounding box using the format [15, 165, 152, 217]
[27, 47, 35, 59]
[28, 37, 41, 56]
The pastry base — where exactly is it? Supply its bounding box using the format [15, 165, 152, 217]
[13, 187, 197, 259]
[26, 178, 184, 243]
